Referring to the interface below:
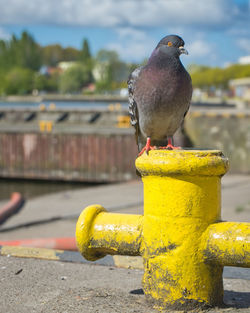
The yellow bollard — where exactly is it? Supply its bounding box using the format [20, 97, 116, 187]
[49, 102, 56, 110]
[117, 115, 131, 128]
[46, 121, 53, 132]
[39, 103, 46, 111]
[39, 120, 46, 132]
[39, 120, 53, 132]
[76, 150, 250, 311]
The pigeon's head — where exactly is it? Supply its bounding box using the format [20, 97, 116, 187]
[156, 35, 188, 57]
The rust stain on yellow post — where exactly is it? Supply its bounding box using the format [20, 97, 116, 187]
[75, 150, 250, 311]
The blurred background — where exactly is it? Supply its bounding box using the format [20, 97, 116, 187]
[0, 0, 250, 244]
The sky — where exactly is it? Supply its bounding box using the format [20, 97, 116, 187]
[0, 0, 249, 67]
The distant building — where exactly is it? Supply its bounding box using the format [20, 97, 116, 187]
[229, 77, 250, 100]
[238, 56, 250, 65]
[82, 83, 96, 93]
[93, 62, 109, 82]
[39, 65, 62, 76]
[58, 61, 77, 71]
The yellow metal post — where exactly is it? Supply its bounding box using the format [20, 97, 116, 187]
[136, 150, 228, 310]
[76, 150, 250, 311]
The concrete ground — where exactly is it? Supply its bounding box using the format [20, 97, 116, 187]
[0, 174, 249, 312]
[0, 255, 250, 313]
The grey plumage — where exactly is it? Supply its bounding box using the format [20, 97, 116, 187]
[128, 35, 192, 152]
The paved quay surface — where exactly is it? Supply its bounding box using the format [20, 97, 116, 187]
[0, 174, 249, 312]
[0, 255, 250, 313]
[0, 174, 250, 239]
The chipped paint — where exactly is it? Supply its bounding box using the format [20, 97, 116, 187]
[22, 134, 37, 160]
[75, 150, 250, 311]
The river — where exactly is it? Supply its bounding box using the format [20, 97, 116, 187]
[0, 178, 100, 201]
[0, 100, 128, 109]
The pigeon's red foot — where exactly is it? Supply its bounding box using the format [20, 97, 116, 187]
[162, 144, 181, 150]
[160, 138, 181, 150]
[138, 137, 156, 156]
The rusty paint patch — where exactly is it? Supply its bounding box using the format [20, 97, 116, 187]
[0, 132, 138, 182]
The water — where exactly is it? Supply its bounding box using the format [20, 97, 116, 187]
[0, 178, 99, 201]
[0, 100, 128, 109]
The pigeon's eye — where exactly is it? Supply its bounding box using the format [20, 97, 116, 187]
[167, 42, 173, 47]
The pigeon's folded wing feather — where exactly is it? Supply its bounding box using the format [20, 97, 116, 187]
[127, 67, 143, 149]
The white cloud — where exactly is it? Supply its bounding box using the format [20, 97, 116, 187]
[107, 28, 219, 63]
[115, 27, 147, 41]
[0, 0, 241, 29]
[106, 28, 155, 62]
[0, 27, 10, 40]
[187, 39, 213, 58]
[238, 38, 250, 54]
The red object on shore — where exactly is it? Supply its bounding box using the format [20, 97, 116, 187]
[0, 192, 25, 225]
[0, 237, 77, 251]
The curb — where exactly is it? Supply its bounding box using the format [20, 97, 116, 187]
[0, 245, 143, 269]
[0, 245, 249, 280]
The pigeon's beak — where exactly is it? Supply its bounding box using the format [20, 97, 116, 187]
[179, 46, 188, 55]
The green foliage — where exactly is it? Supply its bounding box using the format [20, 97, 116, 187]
[2, 29, 250, 96]
[42, 44, 80, 66]
[94, 49, 131, 92]
[96, 49, 119, 63]
[46, 73, 60, 92]
[3, 67, 35, 95]
[17, 31, 42, 70]
[79, 39, 91, 63]
[191, 64, 250, 89]
[78, 38, 93, 84]
[59, 63, 90, 93]
[0, 32, 42, 72]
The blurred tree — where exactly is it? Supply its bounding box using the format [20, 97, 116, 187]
[42, 44, 64, 66]
[94, 49, 131, 92]
[33, 73, 48, 91]
[42, 44, 80, 66]
[3, 67, 34, 95]
[79, 39, 91, 63]
[46, 72, 60, 92]
[63, 47, 80, 62]
[191, 64, 250, 90]
[0, 31, 42, 71]
[16, 31, 42, 70]
[79, 38, 93, 83]
[96, 49, 119, 64]
[59, 63, 90, 93]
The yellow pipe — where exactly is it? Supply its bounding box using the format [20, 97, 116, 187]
[202, 222, 250, 267]
[76, 150, 250, 311]
[76, 204, 143, 261]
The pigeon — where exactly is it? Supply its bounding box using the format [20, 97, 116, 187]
[128, 35, 192, 155]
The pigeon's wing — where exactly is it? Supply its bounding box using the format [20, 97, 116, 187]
[127, 66, 143, 150]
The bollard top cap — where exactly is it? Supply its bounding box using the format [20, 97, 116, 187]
[136, 149, 229, 177]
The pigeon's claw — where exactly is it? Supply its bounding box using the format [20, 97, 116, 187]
[165, 143, 181, 150]
[161, 137, 181, 150]
[138, 137, 156, 156]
